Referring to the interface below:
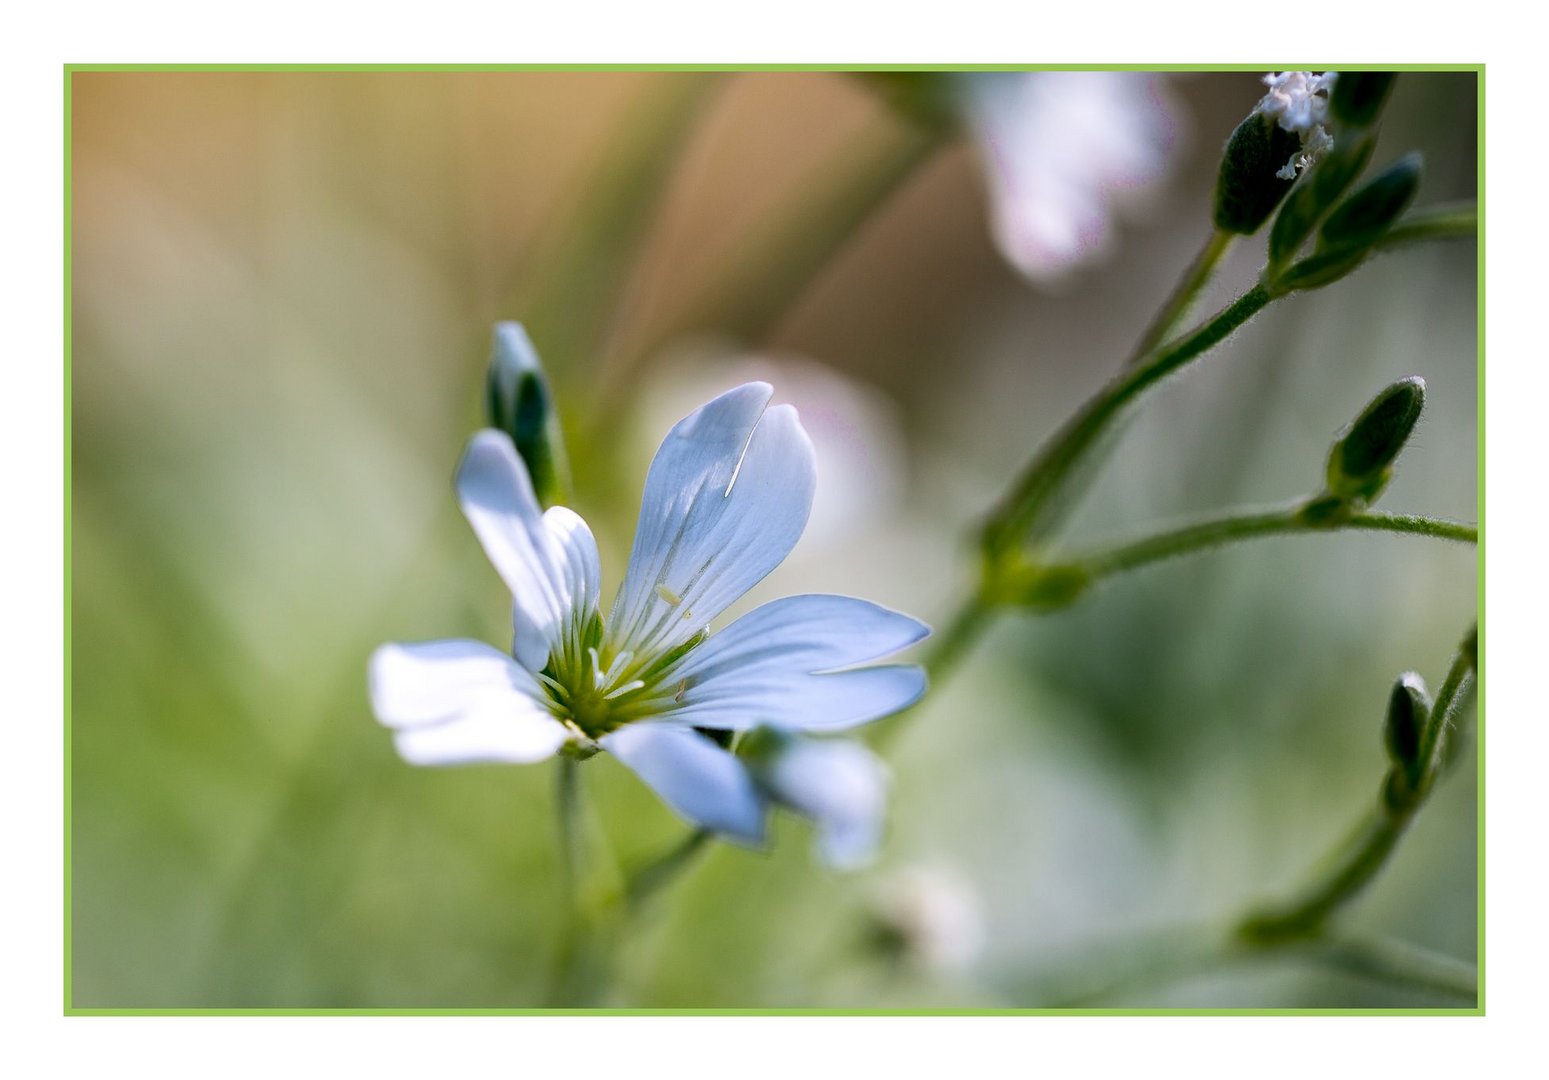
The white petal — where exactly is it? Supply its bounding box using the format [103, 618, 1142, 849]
[537, 505, 602, 631]
[609, 383, 816, 659]
[664, 665, 927, 733]
[394, 694, 568, 766]
[369, 640, 567, 766]
[763, 739, 889, 870]
[456, 430, 573, 670]
[601, 724, 766, 843]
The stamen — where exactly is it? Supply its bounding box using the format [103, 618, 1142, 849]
[603, 679, 646, 701]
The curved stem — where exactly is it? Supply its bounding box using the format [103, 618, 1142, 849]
[1238, 627, 1478, 943]
[623, 827, 714, 913]
[1077, 503, 1477, 582]
[1126, 230, 1235, 365]
[982, 285, 1276, 556]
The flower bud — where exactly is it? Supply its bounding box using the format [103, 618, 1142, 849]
[485, 322, 571, 508]
[1317, 153, 1422, 256]
[1383, 671, 1431, 781]
[1214, 111, 1303, 234]
[1325, 376, 1426, 504]
[1329, 72, 1397, 128]
[1268, 133, 1376, 273]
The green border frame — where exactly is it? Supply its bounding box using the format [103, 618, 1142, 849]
[61, 62, 1486, 1018]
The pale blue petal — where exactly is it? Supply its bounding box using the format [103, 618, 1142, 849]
[456, 430, 574, 670]
[538, 505, 602, 634]
[671, 594, 929, 685]
[601, 725, 766, 843]
[609, 383, 816, 659]
[762, 738, 889, 870]
[369, 640, 567, 766]
[648, 594, 929, 732]
[662, 664, 927, 733]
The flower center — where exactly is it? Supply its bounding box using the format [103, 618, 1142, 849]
[535, 612, 707, 739]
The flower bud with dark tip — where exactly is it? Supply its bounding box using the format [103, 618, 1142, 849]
[1325, 376, 1426, 504]
[1214, 111, 1304, 234]
[486, 321, 571, 508]
[1384, 671, 1431, 786]
[1330, 72, 1397, 129]
[1317, 153, 1422, 256]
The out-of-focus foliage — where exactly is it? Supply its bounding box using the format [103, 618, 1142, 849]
[69, 71, 1477, 1008]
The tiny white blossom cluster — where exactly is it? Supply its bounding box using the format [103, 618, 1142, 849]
[1257, 71, 1338, 180]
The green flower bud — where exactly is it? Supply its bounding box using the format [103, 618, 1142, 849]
[1214, 111, 1304, 234]
[1383, 671, 1431, 783]
[485, 322, 571, 508]
[1329, 72, 1397, 128]
[1267, 133, 1376, 273]
[1317, 153, 1422, 256]
[1325, 376, 1426, 504]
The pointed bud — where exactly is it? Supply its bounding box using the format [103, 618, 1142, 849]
[1214, 111, 1303, 234]
[485, 322, 571, 508]
[1317, 153, 1422, 256]
[1329, 72, 1397, 128]
[1268, 133, 1376, 273]
[1384, 672, 1431, 781]
[1325, 377, 1426, 504]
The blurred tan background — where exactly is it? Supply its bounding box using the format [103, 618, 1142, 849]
[69, 70, 1478, 1008]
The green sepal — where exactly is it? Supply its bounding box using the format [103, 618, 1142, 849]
[1214, 111, 1303, 235]
[1317, 153, 1423, 257]
[1330, 72, 1397, 128]
[1271, 245, 1371, 293]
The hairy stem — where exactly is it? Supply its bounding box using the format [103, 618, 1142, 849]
[1375, 202, 1478, 251]
[982, 285, 1275, 556]
[1127, 230, 1235, 365]
[1077, 503, 1477, 582]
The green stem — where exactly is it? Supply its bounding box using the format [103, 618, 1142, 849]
[591, 115, 947, 428]
[1375, 202, 1478, 251]
[1238, 628, 1478, 943]
[1126, 230, 1235, 365]
[548, 757, 591, 1006]
[982, 285, 1275, 556]
[1077, 503, 1477, 582]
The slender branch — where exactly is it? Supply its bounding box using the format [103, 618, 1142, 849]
[1238, 627, 1478, 943]
[1037, 928, 1475, 1007]
[623, 827, 714, 913]
[1375, 202, 1478, 252]
[1127, 230, 1235, 365]
[981, 285, 1276, 556]
[1077, 503, 1477, 582]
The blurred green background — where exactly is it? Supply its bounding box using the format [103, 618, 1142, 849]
[68, 70, 1478, 1008]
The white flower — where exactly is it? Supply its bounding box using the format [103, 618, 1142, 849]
[962, 72, 1181, 283]
[369, 382, 929, 847]
[870, 866, 984, 973]
[1256, 71, 1338, 180]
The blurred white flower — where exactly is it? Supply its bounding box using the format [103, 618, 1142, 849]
[369, 382, 929, 847]
[1256, 71, 1337, 179]
[962, 72, 1182, 283]
[869, 865, 985, 973]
